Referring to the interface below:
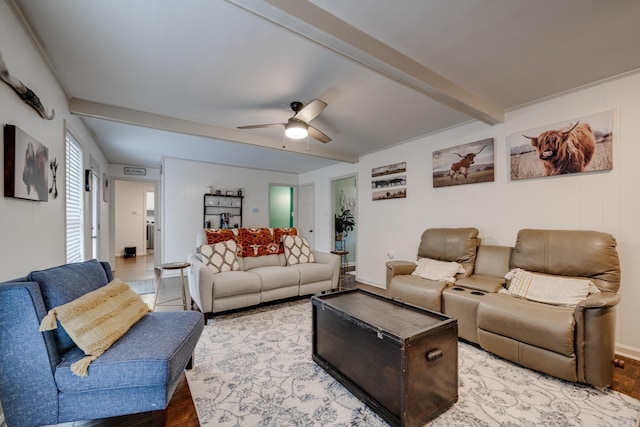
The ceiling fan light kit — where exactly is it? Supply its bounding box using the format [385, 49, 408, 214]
[284, 119, 308, 139]
[238, 99, 331, 143]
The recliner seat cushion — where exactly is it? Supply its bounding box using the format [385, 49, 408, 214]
[477, 293, 575, 356]
[212, 271, 261, 298]
[55, 311, 203, 392]
[289, 262, 332, 284]
[389, 275, 447, 312]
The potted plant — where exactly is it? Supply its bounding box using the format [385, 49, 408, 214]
[335, 208, 355, 241]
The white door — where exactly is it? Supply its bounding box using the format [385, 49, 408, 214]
[299, 184, 315, 248]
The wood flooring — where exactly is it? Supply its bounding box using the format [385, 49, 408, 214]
[63, 255, 639, 427]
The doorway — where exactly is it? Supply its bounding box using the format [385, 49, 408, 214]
[113, 179, 158, 266]
[332, 176, 357, 274]
[269, 185, 295, 228]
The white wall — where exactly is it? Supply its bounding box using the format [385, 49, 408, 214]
[162, 157, 298, 265]
[301, 71, 640, 356]
[0, 2, 109, 281]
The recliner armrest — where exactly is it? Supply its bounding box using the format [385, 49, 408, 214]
[385, 260, 416, 287]
[576, 291, 620, 310]
[312, 251, 340, 289]
[187, 254, 215, 313]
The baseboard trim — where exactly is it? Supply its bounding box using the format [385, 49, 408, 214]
[615, 343, 640, 361]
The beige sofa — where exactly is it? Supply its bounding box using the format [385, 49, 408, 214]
[188, 228, 340, 321]
[387, 228, 621, 389]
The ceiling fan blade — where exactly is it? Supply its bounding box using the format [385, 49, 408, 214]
[308, 125, 332, 143]
[294, 99, 327, 123]
[237, 123, 285, 130]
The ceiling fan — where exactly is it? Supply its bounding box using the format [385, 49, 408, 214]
[238, 99, 332, 143]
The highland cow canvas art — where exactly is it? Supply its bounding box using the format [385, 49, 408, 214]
[508, 111, 613, 181]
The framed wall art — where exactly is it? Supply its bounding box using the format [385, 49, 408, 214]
[432, 138, 494, 188]
[4, 124, 49, 201]
[508, 111, 613, 181]
[372, 161, 407, 200]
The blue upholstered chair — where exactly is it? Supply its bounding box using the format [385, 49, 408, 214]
[0, 259, 204, 427]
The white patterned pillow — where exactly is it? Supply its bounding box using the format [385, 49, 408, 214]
[198, 240, 240, 273]
[282, 235, 315, 266]
[411, 258, 462, 283]
[501, 268, 600, 306]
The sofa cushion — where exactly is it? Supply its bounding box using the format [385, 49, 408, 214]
[39, 278, 149, 376]
[198, 240, 240, 273]
[411, 258, 462, 283]
[283, 235, 315, 265]
[273, 228, 298, 254]
[212, 271, 262, 298]
[511, 229, 620, 292]
[417, 228, 478, 277]
[250, 266, 300, 291]
[238, 228, 279, 257]
[28, 259, 110, 354]
[477, 293, 575, 356]
[54, 311, 203, 392]
[501, 268, 600, 306]
[242, 254, 282, 270]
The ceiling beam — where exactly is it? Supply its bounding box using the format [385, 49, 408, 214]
[68, 98, 358, 163]
[226, 0, 504, 125]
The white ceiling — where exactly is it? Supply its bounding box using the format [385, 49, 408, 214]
[11, 0, 640, 173]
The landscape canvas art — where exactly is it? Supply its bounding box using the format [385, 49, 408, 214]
[508, 111, 613, 181]
[432, 138, 495, 188]
[372, 162, 407, 200]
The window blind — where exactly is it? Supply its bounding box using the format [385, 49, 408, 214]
[66, 132, 84, 263]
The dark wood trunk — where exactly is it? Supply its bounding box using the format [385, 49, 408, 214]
[312, 289, 458, 427]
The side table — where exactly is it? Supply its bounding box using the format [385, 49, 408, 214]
[330, 250, 352, 290]
[153, 262, 190, 311]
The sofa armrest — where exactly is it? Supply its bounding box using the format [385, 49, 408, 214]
[187, 254, 215, 314]
[0, 282, 60, 426]
[313, 251, 340, 289]
[385, 260, 416, 287]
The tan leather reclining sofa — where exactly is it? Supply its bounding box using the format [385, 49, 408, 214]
[386, 228, 621, 389]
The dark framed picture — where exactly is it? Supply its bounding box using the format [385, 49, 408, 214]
[4, 124, 49, 201]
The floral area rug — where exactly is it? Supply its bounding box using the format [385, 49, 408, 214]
[126, 279, 155, 295]
[185, 300, 640, 426]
